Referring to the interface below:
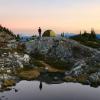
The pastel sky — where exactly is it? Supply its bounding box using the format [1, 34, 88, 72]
[0, 0, 100, 35]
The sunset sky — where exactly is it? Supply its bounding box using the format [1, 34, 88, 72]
[0, 0, 100, 35]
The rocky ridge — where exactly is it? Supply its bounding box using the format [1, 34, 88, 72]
[26, 37, 100, 86]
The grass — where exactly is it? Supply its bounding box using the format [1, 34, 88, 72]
[30, 58, 45, 67]
[45, 57, 72, 71]
[75, 74, 88, 83]
[30, 51, 72, 71]
[64, 76, 76, 82]
[2, 80, 16, 88]
[18, 69, 40, 80]
[71, 35, 100, 49]
[79, 41, 100, 49]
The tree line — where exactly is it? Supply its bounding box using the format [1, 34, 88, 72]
[0, 25, 15, 37]
[71, 29, 97, 42]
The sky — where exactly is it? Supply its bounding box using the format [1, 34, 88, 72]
[0, 0, 100, 35]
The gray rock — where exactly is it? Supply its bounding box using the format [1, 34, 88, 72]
[27, 37, 100, 70]
[89, 72, 100, 83]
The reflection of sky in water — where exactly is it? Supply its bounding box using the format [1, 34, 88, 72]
[0, 81, 100, 100]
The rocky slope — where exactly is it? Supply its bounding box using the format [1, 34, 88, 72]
[0, 36, 100, 88]
[26, 37, 100, 86]
[0, 25, 16, 46]
[26, 37, 100, 67]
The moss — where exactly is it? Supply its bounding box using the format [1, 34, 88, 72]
[2, 80, 16, 88]
[18, 69, 40, 80]
[30, 59, 45, 67]
[64, 76, 76, 82]
[64, 74, 89, 84]
[30, 50, 72, 71]
[45, 57, 72, 71]
[75, 74, 88, 83]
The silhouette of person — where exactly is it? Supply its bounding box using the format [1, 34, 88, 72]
[39, 81, 43, 91]
[38, 27, 42, 37]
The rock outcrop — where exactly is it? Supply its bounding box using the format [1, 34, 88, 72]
[0, 51, 31, 72]
[0, 25, 16, 47]
[26, 37, 100, 68]
[0, 32, 15, 43]
[26, 37, 100, 86]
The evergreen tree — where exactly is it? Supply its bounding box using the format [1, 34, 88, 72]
[80, 31, 82, 35]
[82, 30, 89, 41]
[90, 28, 96, 40]
[16, 34, 20, 41]
[83, 30, 88, 36]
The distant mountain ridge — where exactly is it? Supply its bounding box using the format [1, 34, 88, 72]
[96, 34, 100, 39]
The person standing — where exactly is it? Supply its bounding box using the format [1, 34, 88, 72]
[39, 81, 43, 91]
[38, 27, 42, 37]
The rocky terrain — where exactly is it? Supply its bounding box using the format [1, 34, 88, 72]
[0, 25, 16, 48]
[26, 37, 100, 87]
[0, 36, 100, 91]
[26, 37, 100, 68]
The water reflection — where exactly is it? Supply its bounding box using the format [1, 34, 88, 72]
[0, 81, 100, 100]
[12, 88, 18, 93]
[39, 81, 43, 91]
[0, 71, 100, 100]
